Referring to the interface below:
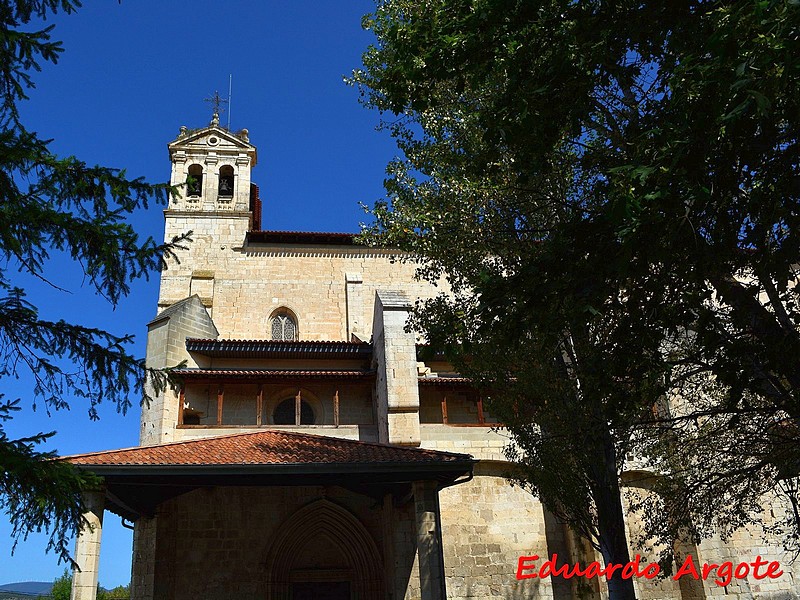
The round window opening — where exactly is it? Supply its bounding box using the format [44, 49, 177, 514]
[273, 398, 315, 425]
[208, 136, 219, 146]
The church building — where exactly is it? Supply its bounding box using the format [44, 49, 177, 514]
[64, 118, 799, 600]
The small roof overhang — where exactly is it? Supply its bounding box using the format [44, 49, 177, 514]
[185, 339, 373, 360]
[418, 376, 473, 388]
[246, 230, 358, 245]
[172, 368, 376, 381]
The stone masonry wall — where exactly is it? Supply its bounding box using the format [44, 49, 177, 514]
[149, 486, 415, 600]
[694, 490, 800, 598]
[420, 424, 509, 462]
[159, 212, 447, 342]
[438, 467, 553, 599]
[130, 517, 157, 600]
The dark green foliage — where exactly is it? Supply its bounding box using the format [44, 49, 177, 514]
[0, 0, 188, 564]
[352, 0, 800, 587]
[1, 399, 97, 565]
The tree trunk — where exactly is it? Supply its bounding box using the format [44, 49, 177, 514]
[591, 428, 637, 600]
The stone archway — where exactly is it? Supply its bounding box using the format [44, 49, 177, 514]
[262, 499, 385, 599]
[622, 470, 707, 600]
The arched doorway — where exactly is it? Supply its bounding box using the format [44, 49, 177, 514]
[262, 499, 385, 599]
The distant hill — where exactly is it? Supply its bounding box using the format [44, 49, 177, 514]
[0, 581, 53, 598]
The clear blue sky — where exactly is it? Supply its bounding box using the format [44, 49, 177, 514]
[1, 0, 396, 587]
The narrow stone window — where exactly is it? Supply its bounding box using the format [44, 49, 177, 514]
[187, 164, 203, 197]
[271, 312, 297, 341]
[218, 165, 234, 198]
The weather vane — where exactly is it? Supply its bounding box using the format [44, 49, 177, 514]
[204, 90, 228, 126]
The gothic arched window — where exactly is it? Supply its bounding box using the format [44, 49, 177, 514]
[271, 311, 297, 341]
[218, 165, 234, 198]
[187, 164, 203, 197]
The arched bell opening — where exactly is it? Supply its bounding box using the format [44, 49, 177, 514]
[187, 164, 203, 198]
[218, 164, 234, 199]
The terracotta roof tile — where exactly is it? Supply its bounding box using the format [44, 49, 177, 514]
[64, 430, 471, 467]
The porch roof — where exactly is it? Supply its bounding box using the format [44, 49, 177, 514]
[66, 429, 471, 467]
[63, 431, 475, 520]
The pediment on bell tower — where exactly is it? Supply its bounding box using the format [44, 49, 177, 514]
[166, 123, 258, 213]
[169, 125, 257, 166]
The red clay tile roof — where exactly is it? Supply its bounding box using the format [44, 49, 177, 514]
[65, 430, 471, 467]
[172, 369, 375, 380]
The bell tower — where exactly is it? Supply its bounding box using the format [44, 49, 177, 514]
[144, 115, 259, 444]
[156, 114, 260, 314]
[166, 114, 257, 214]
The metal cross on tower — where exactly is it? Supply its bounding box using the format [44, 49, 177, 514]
[204, 90, 228, 126]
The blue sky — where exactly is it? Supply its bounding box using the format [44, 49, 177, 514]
[1, 0, 396, 587]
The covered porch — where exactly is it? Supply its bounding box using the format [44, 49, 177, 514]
[65, 430, 475, 600]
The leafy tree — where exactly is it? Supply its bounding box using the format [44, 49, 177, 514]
[42, 569, 71, 600]
[37, 570, 130, 600]
[97, 584, 130, 600]
[0, 0, 187, 563]
[352, 0, 800, 596]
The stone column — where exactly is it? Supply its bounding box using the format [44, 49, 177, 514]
[234, 153, 252, 211]
[203, 153, 218, 210]
[414, 480, 446, 600]
[70, 490, 105, 600]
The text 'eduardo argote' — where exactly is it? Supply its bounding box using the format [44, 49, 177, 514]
[516, 553, 783, 587]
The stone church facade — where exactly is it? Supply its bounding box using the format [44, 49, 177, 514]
[66, 121, 799, 599]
